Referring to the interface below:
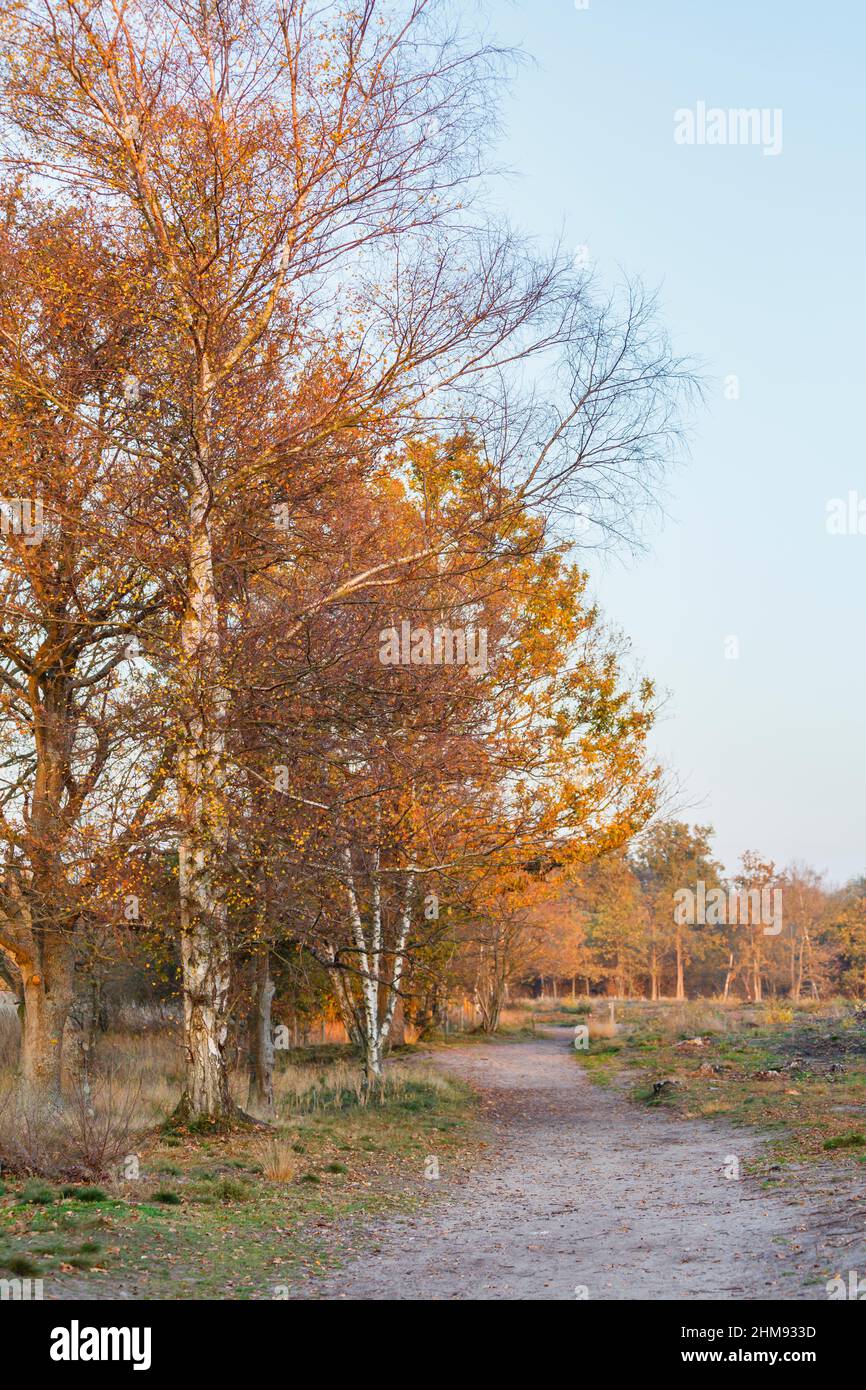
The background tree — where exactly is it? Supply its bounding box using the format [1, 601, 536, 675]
[820, 877, 866, 999]
[581, 851, 648, 998]
[633, 821, 723, 1000]
[779, 863, 828, 1002]
[730, 851, 780, 1003]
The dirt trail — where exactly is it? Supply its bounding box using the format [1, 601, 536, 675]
[301, 1033, 866, 1300]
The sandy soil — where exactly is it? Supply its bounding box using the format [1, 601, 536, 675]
[298, 1032, 866, 1300]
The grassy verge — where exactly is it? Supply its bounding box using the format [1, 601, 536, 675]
[431, 1022, 538, 1048]
[569, 998, 866, 1168]
[429, 1000, 592, 1046]
[0, 1052, 476, 1299]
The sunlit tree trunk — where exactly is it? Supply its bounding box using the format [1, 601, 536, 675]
[675, 929, 685, 1001]
[19, 943, 72, 1102]
[177, 433, 233, 1121]
[475, 940, 508, 1033]
[751, 933, 763, 1003]
[327, 949, 365, 1048]
[1, 689, 78, 1105]
[650, 947, 660, 1001]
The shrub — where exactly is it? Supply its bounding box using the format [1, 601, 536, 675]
[0, 1071, 147, 1180]
[765, 1003, 794, 1025]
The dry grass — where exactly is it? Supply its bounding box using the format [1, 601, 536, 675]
[0, 1018, 181, 1177]
[92, 1029, 183, 1122]
[588, 1017, 620, 1039]
[764, 1002, 795, 1025]
[571, 997, 866, 1166]
[497, 1006, 536, 1032]
[0, 1015, 452, 1134]
[0, 1008, 465, 1188]
[269, 1056, 455, 1116]
[0, 1070, 150, 1181]
[254, 1137, 296, 1183]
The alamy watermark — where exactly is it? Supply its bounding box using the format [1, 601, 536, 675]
[827, 1270, 866, 1300]
[674, 102, 783, 157]
[50, 1322, 152, 1371]
[379, 621, 488, 675]
[674, 881, 783, 936]
[1, 1276, 44, 1300]
[826, 492, 866, 536]
[0, 496, 43, 545]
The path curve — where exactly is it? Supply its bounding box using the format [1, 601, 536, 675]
[300, 1033, 866, 1300]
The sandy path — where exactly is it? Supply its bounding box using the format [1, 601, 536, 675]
[300, 1032, 866, 1300]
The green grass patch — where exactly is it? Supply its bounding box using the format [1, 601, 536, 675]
[19, 1182, 56, 1205]
[823, 1132, 866, 1151]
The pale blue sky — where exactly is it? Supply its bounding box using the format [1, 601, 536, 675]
[488, 0, 866, 883]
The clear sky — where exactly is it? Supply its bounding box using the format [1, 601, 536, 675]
[485, 0, 866, 884]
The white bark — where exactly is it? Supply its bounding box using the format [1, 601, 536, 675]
[340, 849, 413, 1083]
[341, 847, 379, 1078]
[177, 440, 233, 1120]
[379, 873, 413, 1050]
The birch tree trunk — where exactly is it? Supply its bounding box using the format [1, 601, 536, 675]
[176, 427, 233, 1121]
[341, 847, 380, 1081]
[341, 850, 413, 1084]
[801, 930, 818, 1001]
[377, 873, 412, 1060]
